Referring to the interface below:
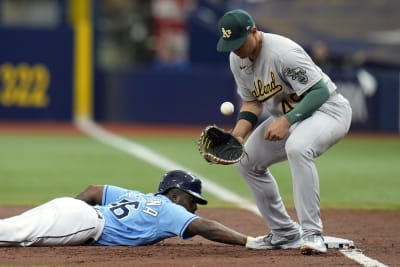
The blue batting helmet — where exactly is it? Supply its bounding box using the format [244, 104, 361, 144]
[157, 170, 208, 205]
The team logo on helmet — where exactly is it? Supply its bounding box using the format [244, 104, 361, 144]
[283, 67, 309, 84]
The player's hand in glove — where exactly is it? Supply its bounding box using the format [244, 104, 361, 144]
[198, 125, 245, 165]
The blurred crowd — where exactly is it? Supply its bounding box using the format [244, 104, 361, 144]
[0, 0, 198, 71]
[1, 0, 392, 72]
[95, 0, 196, 71]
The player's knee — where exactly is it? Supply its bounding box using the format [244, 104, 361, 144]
[236, 160, 248, 174]
[285, 140, 313, 160]
[236, 160, 266, 178]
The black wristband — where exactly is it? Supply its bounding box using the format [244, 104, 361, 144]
[237, 111, 258, 128]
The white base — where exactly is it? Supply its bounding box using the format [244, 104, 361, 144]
[324, 236, 355, 249]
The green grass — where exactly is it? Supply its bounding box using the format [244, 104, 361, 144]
[0, 133, 399, 210]
[0, 134, 160, 204]
[317, 137, 400, 209]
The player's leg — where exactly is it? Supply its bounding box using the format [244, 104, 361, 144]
[286, 95, 351, 236]
[0, 197, 104, 246]
[236, 117, 300, 238]
[285, 95, 351, 253]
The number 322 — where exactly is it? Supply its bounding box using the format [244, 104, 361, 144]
[0, 63, 50, 107]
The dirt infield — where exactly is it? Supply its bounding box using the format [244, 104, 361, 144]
[0, 206, 398, 266]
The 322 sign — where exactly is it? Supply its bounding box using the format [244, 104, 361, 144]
[0, 63, 50, 108]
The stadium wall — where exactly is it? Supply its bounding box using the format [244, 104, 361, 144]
[0, 0, 399, 133]
[95, 66, 399, 132]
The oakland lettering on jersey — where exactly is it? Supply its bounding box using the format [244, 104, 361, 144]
[251, 72, 283, 102]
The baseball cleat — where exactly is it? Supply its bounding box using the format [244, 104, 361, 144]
[300, 234, 327, 255]
[260, 232, 303, 249]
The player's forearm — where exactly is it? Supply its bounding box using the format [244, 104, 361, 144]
[196, 219, 247, 246]
[232, 101, 262, 141]
[231, 119, 253, 143]
[284, 79, 330, 124]
[187, 217, 247, 245]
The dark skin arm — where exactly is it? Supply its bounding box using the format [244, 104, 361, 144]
[75, 185, 104, 206]
[185, 217, 247, 246]
[166, 189, 247, 246]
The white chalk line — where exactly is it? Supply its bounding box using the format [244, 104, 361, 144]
[76, 118, 387, 267]
[340, 249, 388, 267]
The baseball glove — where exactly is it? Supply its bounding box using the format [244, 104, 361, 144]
[198, 125, 245, 165]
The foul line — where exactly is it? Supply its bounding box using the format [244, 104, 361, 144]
[76, 118, 387, 267]
[340, 249, 388, 267]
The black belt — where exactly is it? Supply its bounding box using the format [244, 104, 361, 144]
[93, 207, 103, 219]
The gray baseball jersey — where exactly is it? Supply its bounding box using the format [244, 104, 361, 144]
[231, 33, 352, 236]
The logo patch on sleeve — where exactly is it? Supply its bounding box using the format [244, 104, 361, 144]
[283, 67, 308, 84]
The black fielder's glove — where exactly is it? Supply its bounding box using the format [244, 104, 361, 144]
[198, 125, 245, 165]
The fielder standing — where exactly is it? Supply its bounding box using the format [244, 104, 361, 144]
[216, 9, 352, 254]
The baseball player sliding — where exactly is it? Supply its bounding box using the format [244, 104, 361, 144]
[0, 170, 269, 249]
[215, 9, 352, 254]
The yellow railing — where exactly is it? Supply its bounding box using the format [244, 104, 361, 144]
[70, 0, 92, 120]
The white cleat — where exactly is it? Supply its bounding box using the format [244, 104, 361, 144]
[301, 234, 328, 255]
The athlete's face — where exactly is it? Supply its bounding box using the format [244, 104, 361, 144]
[233, 28, 259, 59]
[176, 192, 198, 213]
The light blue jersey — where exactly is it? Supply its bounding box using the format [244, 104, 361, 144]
[95, 185, 198, 246]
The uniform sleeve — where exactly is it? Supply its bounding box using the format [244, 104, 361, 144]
[279, 48, 323, 96]
[101, 185, 130, 205]
[158, 202, 199, 240]
[284, 80, 330, 124]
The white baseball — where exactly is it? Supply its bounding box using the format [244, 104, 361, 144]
[220, 101, 234, 116]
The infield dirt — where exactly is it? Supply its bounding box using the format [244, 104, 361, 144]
[0, 206, 398, 266]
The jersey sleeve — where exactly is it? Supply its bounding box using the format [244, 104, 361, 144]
[101, 185, 130, 205]
[279, 48, 323, 96]
[158, 201, 199, 240]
